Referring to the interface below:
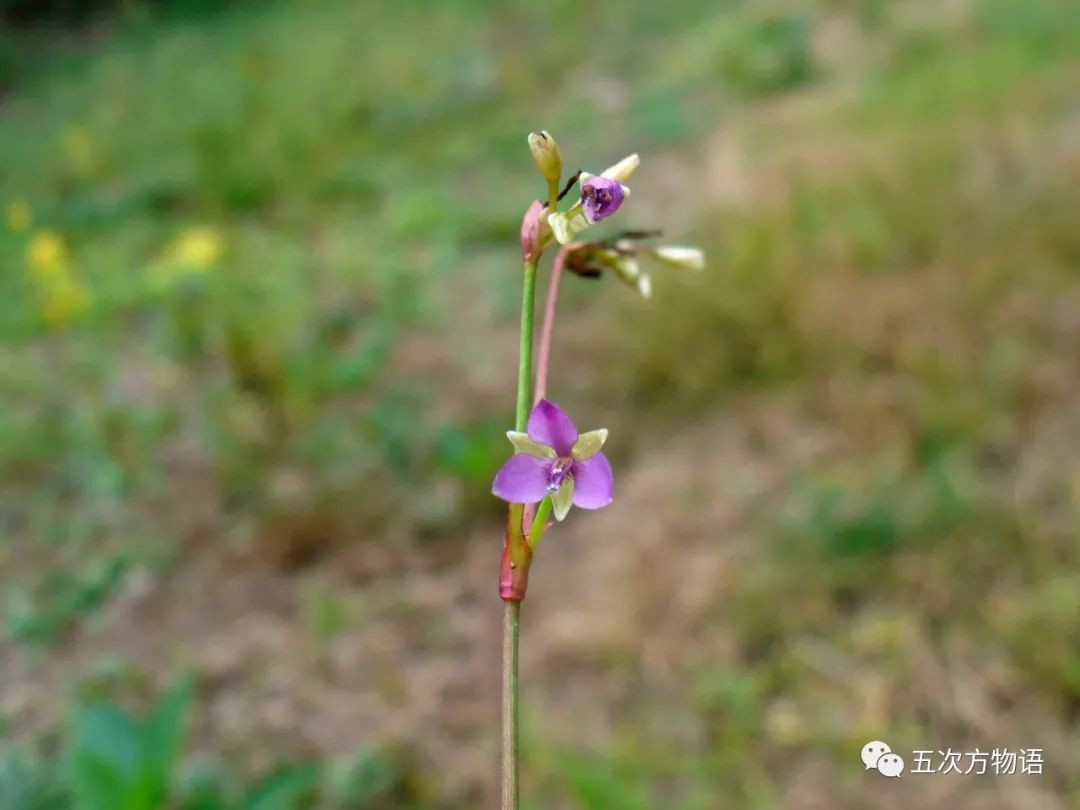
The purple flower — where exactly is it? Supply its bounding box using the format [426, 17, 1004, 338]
[492, 399, 614, 520]
[581, 176, 625, 223]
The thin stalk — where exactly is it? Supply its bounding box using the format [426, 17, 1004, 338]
[516, 260, 538, 431]
[501, 600, 520, 809]
[502, 258, 538, 810]
[534, 246, 569, 405]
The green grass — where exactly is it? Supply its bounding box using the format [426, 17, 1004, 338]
[0, 0, 761, 583]
[1, 0, 1079, 806]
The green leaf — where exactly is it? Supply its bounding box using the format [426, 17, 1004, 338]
[243, 763, 321, 810]
[138, 679, 194, 807]
[69, 704, 141, 810]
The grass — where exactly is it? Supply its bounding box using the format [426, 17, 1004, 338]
[1, 0, 1079, 806]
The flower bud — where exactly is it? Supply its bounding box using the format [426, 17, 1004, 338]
[520, 199, 545, 263]
[527, 130, 563, 184]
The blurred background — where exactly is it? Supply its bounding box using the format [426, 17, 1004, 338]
[1, 0, 1078, 807]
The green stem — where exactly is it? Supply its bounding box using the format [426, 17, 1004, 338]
[503, 258, 538, 810]
[516, 260, 538, 432]
[501, 600, 520, 810]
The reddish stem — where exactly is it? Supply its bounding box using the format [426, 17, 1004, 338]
[533, 244, 576, 406]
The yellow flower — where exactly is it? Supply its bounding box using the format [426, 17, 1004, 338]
[7, 199, 33, 233]
[27, 230, 69, 277]
[148, 227, 224, 291]
[24, 229, 91, 327]
[172, 227, 223, 268]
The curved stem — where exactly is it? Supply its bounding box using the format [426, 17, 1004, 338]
[533, 246, 570, 405]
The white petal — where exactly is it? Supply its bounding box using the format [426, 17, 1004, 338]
[547, 211, 573, 244]
[601, 153, 640, 182]
[637, 273, 652, 298]
[547, 209, 590, 245]
[609, 254, 641, 288]
[653, 246, 705, 271]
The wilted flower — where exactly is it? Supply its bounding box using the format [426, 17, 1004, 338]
[560, 235, 705, 299]
[649, 245, 706, 271]
[547, 153, 638, 244]
[606, 249, 651, 297]
[492, 399, 613, 520]
[611, 242, 704, 297]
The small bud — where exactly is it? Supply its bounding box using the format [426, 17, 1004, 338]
[520, 199, 545, 263]
[527, 131, 563, 184]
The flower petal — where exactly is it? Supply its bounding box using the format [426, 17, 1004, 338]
[492, 454, 551, 504]
[652, 246, 705, 271]
[551, 477, 575, 521]
[507, 430, 556, 458]
[572, 428, 608, 460]
[571, 452, 613, 509]
[601, 153, 640, 182]
[527, 400, 579, 457]
[547, 209, 589, 245]
[581, 176, 625, 223]
[608, 253, 642, 288]
[637, 272, 652, 298]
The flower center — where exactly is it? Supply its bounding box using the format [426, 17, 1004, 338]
[547, 457, 573, 492]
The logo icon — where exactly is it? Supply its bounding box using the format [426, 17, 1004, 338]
[862, 741, 905, 778]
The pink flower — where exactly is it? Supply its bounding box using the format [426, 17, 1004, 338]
[492, 400, 613, 520]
